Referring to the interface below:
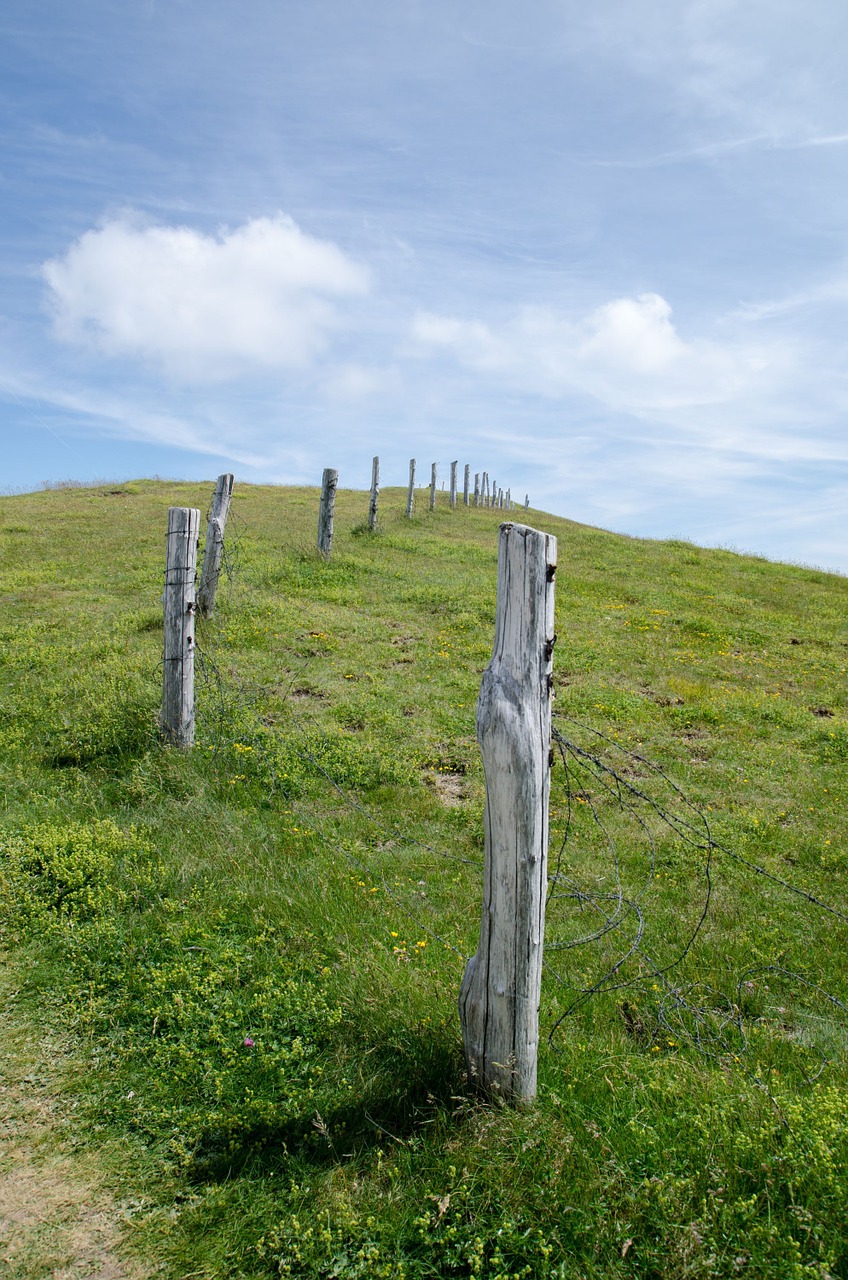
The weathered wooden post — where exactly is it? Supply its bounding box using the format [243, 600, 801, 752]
[474, 473, 481, 507]
[161, 506, 200, 747]
[459, 522, 557, 1102]
[450, 461, 458, 509]
[197, 472, 234, 618]
[368, 455, 380, 532]
[429, 463, 437, 511]
[482, 472, 489, 506]
[464, 464, 470, 506]
[317, 467, 338, 557]
[406, 459, 416, 518]
[525, 494, 530, 510]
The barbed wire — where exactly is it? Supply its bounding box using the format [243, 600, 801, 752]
[544, 712, 848, 1104]
[185, 500, 848, 1099]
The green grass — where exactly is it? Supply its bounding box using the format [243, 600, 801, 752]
[1, 478, 848, 1279]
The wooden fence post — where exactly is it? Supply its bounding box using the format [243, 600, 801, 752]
[368, 455, 380, 531]
[317, 467, 338, 557]
[525, 494, 530, 510]
[197, 472, 234, 617]
[450, 461, 458, 509]
[459, 521, 557, 1102]
[429, 463, 437, 510]
[161, 506, 200, 747]
[407, 459, 416, 518]
[474, 473, 481, 507]
[463, 464, 470, 506]
[483, 473, 489, 506]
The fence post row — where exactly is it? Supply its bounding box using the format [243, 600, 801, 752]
[369, 455, 380, 531]
[161, 506, 200, 748]
[406, 459, 416, 517]
[429, 463, 437, 511]
[317, 467, 338, 557]
[459, 521, 557, 1102]
[197, 473, 234, 618]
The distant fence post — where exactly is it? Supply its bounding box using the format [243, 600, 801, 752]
[406, 459, 416, 518]
[525, 494, 530, 510]
[368, 455, 380, 531]
[429, 463, 437, 511]
[464, 464, 470, 506]
[459, 521, 557, 1102]
[317, 467, 338, 557]
[450, 461, 458, 509]
[483, 473, 489, 506]
[197, 472, 234, 617]
[161, 506, 200, 748]
[474, 473, 480, 506]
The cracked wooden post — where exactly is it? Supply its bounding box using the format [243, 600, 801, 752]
[368, 455, 380, 532]
[406, 459, 416, 518]
[464, 464, 470, 506]
[459, 522, 557, 1102]
[450, 461, 458, 509]
[429, 463, 437, 510]
[197, 472, 234, 618]
[161, 506, 200, 747]
[317, 467, 338, 557]
[474, 473, 480, 507]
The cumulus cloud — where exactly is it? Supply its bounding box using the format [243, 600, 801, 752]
[412, 291, 772, 418]
[42, 213, 370, 381]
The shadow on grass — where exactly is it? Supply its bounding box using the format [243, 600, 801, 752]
[187, 1032, 468, 1182]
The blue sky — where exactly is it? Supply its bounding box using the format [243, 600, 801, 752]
[2, 0, 848, 569]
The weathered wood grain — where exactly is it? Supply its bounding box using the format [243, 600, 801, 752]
[317, 467, 338, 557]
[459, 521, 557, 1102]
[197, 472, 234, 617]
[161, 506, 200, 747]
[368, 455, 380, 531]
[406, 459, 416, 517]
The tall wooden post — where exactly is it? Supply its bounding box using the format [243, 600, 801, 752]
[459, 522, 557, 1102]
[368, 455, 380, 532]
[197, 473, 234, 617]
[429, 463, 437, 510]
[474, 473, 481, 507]
[525, 494, 530, 510]
[450, 461, 458, 509]
[317, 467, 338, 557]
[464, 464, 470, 506]
[482, 473, 489, 506]
[161, 506, 200, 747]
[406, 459, 416, 518]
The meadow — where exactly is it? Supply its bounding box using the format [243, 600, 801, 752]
[1, 478, 847, 1279]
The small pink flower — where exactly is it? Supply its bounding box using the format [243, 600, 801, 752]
[243, 1036, 255, 1047]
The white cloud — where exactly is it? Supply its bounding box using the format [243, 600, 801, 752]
[412, 292, 772, 417]
[42, 213, 369, 381]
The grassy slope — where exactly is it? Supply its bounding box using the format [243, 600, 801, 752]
[1, 479, 847, 1279]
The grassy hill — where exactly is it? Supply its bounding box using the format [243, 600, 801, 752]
[1, 479, 847, 1279]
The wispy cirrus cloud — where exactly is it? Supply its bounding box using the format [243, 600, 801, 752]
[42, 213, 370, 382]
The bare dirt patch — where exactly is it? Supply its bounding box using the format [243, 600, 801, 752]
[0, 967, 151, 1279]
